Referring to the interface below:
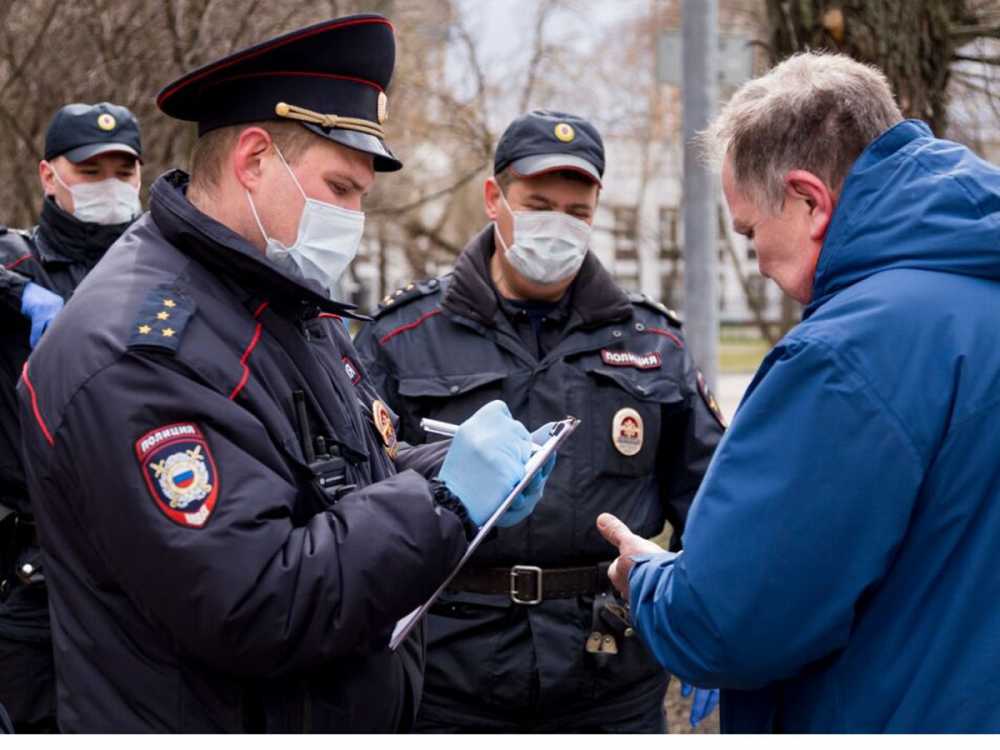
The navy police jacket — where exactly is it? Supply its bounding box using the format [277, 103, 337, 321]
[17, 171, 468, 732]
[628, 121, 1000, 731]
[354, 228, 724, 714]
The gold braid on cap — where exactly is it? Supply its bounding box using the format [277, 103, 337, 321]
[275, 102, 385, 139]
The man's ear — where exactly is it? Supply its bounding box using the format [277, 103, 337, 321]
[38, 160, 57, 196]
[484, 177, 502, 221]
[232, 127, 273, 193]
[785, 170, 835, 242]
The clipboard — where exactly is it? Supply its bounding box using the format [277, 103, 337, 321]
[389, 416, 580, 650]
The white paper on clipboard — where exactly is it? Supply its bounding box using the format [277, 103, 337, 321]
[389, 416, 580, 650]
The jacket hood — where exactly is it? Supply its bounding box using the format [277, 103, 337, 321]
[807, 119, 1000, 316]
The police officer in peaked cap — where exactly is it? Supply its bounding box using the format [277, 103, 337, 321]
[0, 101, 143, 733]
[17, 16, 548, 732]
[355, 110, 726, 732]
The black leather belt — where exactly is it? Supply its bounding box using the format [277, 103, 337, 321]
[448, 563, 611, 605]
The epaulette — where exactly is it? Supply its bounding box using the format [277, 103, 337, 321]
[127, 284, 196, 353]
[629, 292, 682, 327]
[374, 277, 442, 318]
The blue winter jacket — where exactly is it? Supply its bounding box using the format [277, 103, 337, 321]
[628, 120, 1000, 732]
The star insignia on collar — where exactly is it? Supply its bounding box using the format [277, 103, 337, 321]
[163, 299, 177, 308]
[162, 327, 176, 338]
[137, 324, 152, 335]
[157, 311, 170, 320]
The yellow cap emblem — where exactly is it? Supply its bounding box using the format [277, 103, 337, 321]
[554, 122, 575, 143]
[377, 92, 389, 125]
[97, 113, 116, 131]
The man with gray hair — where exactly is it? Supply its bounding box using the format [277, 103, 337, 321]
[597, 51, 1000, 731]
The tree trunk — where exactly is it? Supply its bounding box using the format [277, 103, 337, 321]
[765, 0, 972, 135]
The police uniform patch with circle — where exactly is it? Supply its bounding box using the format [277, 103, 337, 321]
[554, 122, 575, 142]
[97, 113, 117, 131]
[372, 399, 399, 459]
[612, 407, 643, 456]
[135, 422, 219, 528]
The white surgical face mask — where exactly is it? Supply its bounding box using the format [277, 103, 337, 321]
[51, 166, 140, 225]
[246, 145, 365, 297]
[495, 188, 592, 285]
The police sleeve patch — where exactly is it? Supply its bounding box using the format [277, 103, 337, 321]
[135, 422, 219, 528]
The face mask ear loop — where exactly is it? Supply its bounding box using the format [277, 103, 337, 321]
[48, 162, 71, 193]
[273, 144, 308, 202]
[493, 179, 514, 253]
[245, 190, 271, 245]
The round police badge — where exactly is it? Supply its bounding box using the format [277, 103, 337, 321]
[97, 113, 116, 131]
[372, 399, 399, 459]
[612, 407, 643, 456]
[554, 122, 575, 142]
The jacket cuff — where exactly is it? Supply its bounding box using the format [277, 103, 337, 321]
[428, 478, 478, 541]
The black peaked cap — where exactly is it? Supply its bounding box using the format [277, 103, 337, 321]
[156, 15, 401, 171]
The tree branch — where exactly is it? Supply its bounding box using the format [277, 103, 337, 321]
[367, 161, 487, 215]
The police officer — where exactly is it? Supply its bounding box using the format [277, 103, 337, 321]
[0, 101, 143, 732]
[354, 111, 726, 732]
[16, 16, 545, 733]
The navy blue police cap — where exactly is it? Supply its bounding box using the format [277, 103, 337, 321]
[156, 15, 401, 171]
[494, 110, 604, 186]
[44, 102, 142, 163]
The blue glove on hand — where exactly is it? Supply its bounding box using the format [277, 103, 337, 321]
[438, 400, 533, 527]
[20, 282, 64, 349]
[498, 422, 558, 528]
[681, 682, 719, 728]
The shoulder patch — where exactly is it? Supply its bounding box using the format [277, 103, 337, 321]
[374, 277, 442, 318]
[696, 370, 727, 429]
[135, 422, 219, 528]
[128, 285, 196, 353]
[629, 292, 682, 327]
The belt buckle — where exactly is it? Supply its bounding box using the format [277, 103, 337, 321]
[510, 565, 543, 605]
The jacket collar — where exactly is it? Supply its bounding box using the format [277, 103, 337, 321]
[441, 224, 632, 330]
[148, 170, 362, 319]
[35, 196, 130, 266]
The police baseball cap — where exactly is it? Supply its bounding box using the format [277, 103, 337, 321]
[494, 110, 604, 186]
[156, 15, 401, 171]
[44, 102, 142, 163]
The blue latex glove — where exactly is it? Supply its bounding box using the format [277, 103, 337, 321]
[438, 400, 533, 527]
[499, 422, 558, 527]
[681, 682, 719, 727]
[20, 282, 64, 349]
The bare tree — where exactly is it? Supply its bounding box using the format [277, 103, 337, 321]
[764, 0, 1000, 136]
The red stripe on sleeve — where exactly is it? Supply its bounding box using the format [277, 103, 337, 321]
[21, 362, 54, 447]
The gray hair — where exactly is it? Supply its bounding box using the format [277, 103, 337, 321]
[700, 52, 903, 213]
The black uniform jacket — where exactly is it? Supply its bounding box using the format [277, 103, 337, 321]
[354, 226, 725, 715]
[1, 199, 129, 512]
[17, 171, 468, 732]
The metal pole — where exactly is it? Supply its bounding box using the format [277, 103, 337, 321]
[681, 0, 719, 391]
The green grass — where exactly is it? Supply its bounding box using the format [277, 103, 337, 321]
[719, 336, 770, 374]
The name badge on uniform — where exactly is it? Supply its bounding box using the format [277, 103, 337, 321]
[612, 408, 643, 456]
[601, 349, 662, 370]
[372, 399, 399, 460]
